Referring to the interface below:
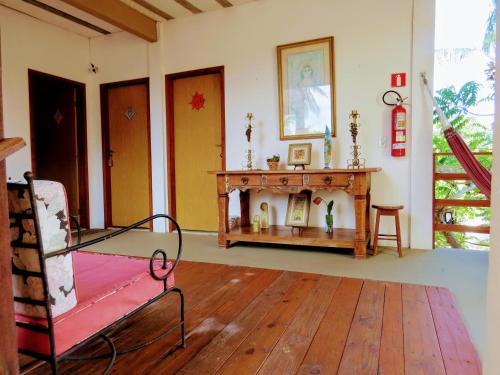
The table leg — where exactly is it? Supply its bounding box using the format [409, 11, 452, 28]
[354, 194, 367, 258]
[217, 176, 230, 248]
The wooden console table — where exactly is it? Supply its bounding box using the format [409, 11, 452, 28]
[211, 168, 380, 258]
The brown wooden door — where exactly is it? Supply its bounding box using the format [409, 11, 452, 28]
[104, 81, 151, 228]
[171, 72, 224, 231]
[30, 71, 88, 229]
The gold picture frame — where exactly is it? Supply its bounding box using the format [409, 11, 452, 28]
[288, 143, 312, 166]
[277, 36, 336, 140]
[285, 192, 311, 227]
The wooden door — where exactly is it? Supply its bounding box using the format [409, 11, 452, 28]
[104, 81, 151, 228]
[34, 87, 79, 215]
[29, 71, 89, 228]
[171, 72, 224, 231]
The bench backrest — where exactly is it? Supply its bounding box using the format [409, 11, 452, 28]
[8, 173, 77, 318]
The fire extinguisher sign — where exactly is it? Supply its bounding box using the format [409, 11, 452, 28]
[391, 73, 406, 88]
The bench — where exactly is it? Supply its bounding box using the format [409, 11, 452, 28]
[9, 172, 184, 374]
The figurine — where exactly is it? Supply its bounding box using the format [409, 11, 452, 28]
[324, 125, 332, 169]
[252, 214, 261, 232]
[260, 202, 269, 229]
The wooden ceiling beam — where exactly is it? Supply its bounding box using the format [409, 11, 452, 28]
[215, 0, 233, 8]
[132, 0, 174, 21]
[60, 0, 157, 42]
[174, 0, 202, 14]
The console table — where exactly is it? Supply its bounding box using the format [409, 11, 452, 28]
[210, 168, 381, 258]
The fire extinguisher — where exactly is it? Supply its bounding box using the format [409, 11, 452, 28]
[383, 90, 407, 157]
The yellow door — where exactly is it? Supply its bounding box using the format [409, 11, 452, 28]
[107, 83, 151, 227]
[173, 73, 223, 231]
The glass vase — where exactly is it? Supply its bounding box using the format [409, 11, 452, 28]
[325, 214, 333, 233]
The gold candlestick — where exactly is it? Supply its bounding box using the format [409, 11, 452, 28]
[347, 110, 365, 169]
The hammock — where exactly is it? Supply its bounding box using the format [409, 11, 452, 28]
[421, 73, 492, 199]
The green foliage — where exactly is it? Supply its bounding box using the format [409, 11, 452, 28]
[433, 81, 492, 249]
[327, 200, 334, 215]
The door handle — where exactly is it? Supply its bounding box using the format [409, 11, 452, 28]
[107, 150, 115, 167]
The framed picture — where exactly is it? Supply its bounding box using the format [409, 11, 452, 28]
[288, 143, 312, 166]
[277, 36, 336, 140]
[285, 192, 311, 227]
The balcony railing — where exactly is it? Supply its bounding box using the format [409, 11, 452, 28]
[432, 152, 492, 248]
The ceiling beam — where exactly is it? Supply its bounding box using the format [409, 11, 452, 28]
[22, 0, 111, 35]
[60, 0, 157, 42]
[132, 0, 174, 21]
[174, 0, 202, 14]
[215, 0, 233, 8]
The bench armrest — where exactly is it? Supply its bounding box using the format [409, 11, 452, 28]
[45, 214, 183, 280]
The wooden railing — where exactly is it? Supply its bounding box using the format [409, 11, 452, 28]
[432, 152, 492, 247]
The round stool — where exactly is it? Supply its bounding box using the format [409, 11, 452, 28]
[372, 204, 404, 257]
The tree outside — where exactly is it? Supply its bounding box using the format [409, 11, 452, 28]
[433, 0, 495, 249]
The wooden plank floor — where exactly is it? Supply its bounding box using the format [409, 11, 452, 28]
[22, 261, 481, 375]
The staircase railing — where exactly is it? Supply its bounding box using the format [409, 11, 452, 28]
[432, 152, 492, 248]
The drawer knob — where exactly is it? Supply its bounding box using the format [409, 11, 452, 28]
[323, 176, 333, 185]
[241, 177, 249, 185]
[280, 177, 289, 185]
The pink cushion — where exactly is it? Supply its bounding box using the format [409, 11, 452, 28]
[16, 251, 175, 356]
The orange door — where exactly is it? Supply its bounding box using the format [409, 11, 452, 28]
[105, 82, 151, 228]
[172, 73, 224, 231]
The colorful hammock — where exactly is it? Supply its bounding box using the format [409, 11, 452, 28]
[421, 73, 492, 199]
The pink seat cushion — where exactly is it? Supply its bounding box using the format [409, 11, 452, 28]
[16, 251, 175, 356]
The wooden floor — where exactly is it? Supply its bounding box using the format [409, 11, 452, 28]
[23, 261, 481, 374]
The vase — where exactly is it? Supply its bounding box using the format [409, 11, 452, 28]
[325, 214, 333, 233]
[267, 161, 279, 171]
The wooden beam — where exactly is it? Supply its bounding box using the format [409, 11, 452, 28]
[174, 0, 202, 14]
[434, 173, 471, 181]
[435, 223, 490, 234]
[22, 0, 111, 35]
[0, 40, 21, 375]
[60, 0, 157, 42]
[435, 199, 490, 208]
[132, 0, 174, 20]
[0, 138, 26, 162]
[215, 0, 233, 7]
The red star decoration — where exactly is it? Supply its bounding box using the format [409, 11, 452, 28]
[189, 92, 205, 110]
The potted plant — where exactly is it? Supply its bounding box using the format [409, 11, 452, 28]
[313, 196, 334, 233]
[266, 154, 280, 171]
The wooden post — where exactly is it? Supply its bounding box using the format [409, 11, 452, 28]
[0, 41, 20, 375]
[216, 175, 230, 248]
[353, 173, 368, 258]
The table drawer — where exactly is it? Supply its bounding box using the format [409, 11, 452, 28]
[265, 174, 303, 187]
[229, 174, 261, 187]
[307, 174, 352, 187]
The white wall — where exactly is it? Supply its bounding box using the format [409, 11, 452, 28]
[162, 0, 435, 248]
[1, 6, 89, 179]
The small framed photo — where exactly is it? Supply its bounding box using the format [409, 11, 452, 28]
[288, 143, 312, 166]
[285, 192, 311, 227]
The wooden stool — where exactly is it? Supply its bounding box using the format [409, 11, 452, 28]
[372, 204, 404, 257]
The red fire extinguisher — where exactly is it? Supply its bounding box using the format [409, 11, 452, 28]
[383, 90, 407, 157]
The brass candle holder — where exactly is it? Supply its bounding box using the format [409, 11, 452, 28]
[347, 110, 366, 169]
[242, 112, 256, 170]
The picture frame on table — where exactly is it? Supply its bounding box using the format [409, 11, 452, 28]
[287, 143, 312, 167]
[285, 191, 311, 228]
[277, 36, 336, 140]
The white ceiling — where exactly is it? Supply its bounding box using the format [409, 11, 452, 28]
[0, 0, 257, 38]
